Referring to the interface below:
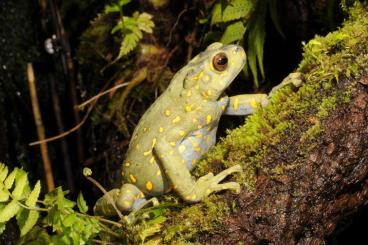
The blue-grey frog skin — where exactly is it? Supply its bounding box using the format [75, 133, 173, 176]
[94, 42, 301, 218]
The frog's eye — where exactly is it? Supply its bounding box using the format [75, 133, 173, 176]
[212, 52, 228, 71]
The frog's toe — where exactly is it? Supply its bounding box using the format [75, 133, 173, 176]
[211, 182, 241, 194]
[211, 164, 242, 183]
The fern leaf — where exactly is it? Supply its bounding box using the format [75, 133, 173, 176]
[211, 0, 255, 24]
[0, 164, 8, 182]
[77, 192, 88, 213]
[0, 222, 5, 236]
[25, 180, 41, 207]
[17, 208, 40, 236]
[137, 12, 154, 33]
[117, 31, 140, 59]
[12, 170, 28, 199]
[220, 21, 246, 44]
[4, 168, 17, 190]
[0, 199, 21, 223]
[0, 187, 9, 202]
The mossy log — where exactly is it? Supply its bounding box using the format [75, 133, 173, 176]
[152, 4, 368, 244]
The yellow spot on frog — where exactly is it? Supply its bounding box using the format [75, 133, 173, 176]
[191, 71, 203, 81]
[206, 188, 211, 195]
[178, 145, 186, 153]
[195, 84, 200, 90]
[250, 98, 258, 108]
[172, 116, 181, 123]
[143, 127, 148, 132]
[152, 138, 157, 148]
[143, 150, 152, 156]
[204, 75, 210, 82]
[221, 105, 226, 111]
[189, 138, 198, 147]
[233, 97, 239, 111]
[123, 201, 131, 208]
[206, 115, 212, 124]
[179, 130, 185, 136]
[201, 91, 209, 98]
[125, 162, 130, 167]
[156, 170, 161, 176]
[129, 174, 137, 183]
[170, 141, 176, 146]
[187, 90, 192, 97]
[136, 144, 140, 150]
[220, 97, 225, 102]
[192, 118, 198, 124]
[159, 127, 164, 133]
[169, 150, 174, 155]
[149, 157, 155, 164]
[145, 181, 153, 191]
[165, 109, 171, 116]
[195, 106, 202, 111]
[192, 194, 197, 200]
[195, 147, 201, 152]
[195, 133, 203, 139]
[185, 104, 193, 112]
[207, 90, 212, 96]
[140, 192, 145, 198]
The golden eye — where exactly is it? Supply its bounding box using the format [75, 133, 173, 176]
[212, 52, 228, 71]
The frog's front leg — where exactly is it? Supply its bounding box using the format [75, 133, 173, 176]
[153, 131, 241, 203]
[221, 94, 268, 116]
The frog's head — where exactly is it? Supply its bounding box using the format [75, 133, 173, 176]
[183, 42, 246, 100]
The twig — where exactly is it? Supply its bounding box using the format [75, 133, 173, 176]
[77, 82, 131, 110]
[27, 63, 55, 191]
[166, 5, 193, 48]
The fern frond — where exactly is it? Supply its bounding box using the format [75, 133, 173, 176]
[0, 199, 21, 223]
[220, 21, 246, 44]
[25, 180, 41, 207]
[17, 209, 40, 236]
[12, 170, 28, 199]
[211, 0, 255, 24]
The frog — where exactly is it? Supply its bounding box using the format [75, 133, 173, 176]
[94, 42, 302, 219]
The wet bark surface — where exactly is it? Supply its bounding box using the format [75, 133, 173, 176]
[204, 78, 368, 244]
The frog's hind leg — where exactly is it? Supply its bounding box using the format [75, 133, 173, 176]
[116, 183, 158, 211]
[116, 184, 159, 224]
[94, 183, 158, 221]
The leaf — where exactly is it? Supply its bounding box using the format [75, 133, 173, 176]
[247, 3, 266, 88]
[25, 180, 41, 207]
[12, 170, 28, 199]
[211, 0, 256, 24]
[117, 31, 140, 59]
[77, 192, 88, 213]
[0, 199, 21, 222]
[268, 0, 285, 38]
[0, 187, 9, 202]
[0, 164, 8, 182]
[137, 12, 154, 33]
[17, 209, 40, 236]
[4, 168, 17, 190]
[104, 4, 121, 14]
[0, 222, 5, 236]
[118, 0, 131, 7]
[220, 21, 246, 44]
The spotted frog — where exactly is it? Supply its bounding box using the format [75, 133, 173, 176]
[94, 43, 301, 218]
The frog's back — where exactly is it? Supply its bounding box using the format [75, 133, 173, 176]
[122, 85, 183, 196]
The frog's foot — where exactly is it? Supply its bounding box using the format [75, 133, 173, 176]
[269, 72, 303, 97]
[184, 164, 242, 203]
[124, 197, 159, 224]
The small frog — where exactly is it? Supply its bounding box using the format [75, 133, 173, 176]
[94, 43, 301, 218]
